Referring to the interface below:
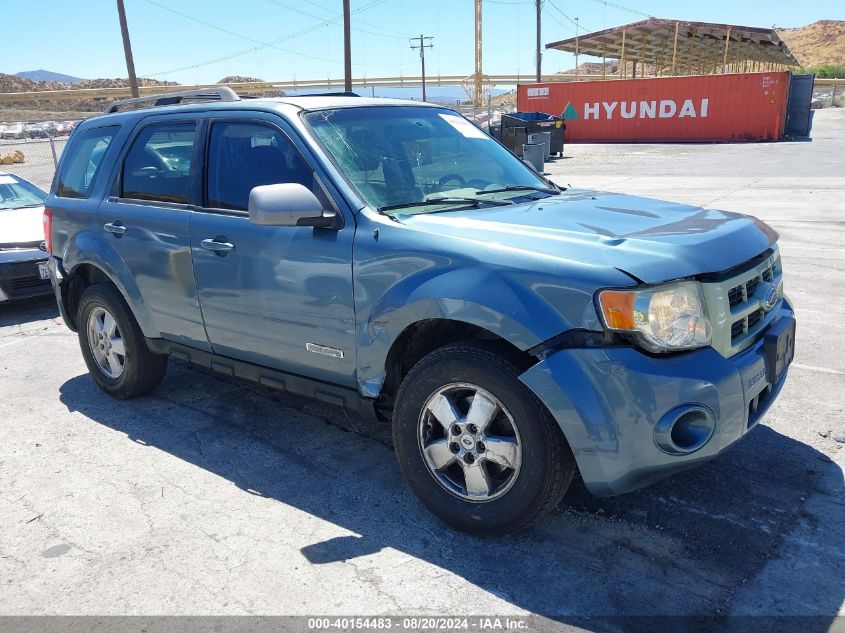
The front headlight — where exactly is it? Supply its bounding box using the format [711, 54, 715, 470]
[597, 281, 712, 353]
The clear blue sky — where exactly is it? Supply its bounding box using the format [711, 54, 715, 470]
[4, 0, 841, 84]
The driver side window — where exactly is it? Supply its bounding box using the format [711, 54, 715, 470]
[206, 121, 314, 212]
[121, 122, 196, 204]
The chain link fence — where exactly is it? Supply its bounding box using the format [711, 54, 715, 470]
[0, 119, 84, 191]
[813, 84, 844, 108]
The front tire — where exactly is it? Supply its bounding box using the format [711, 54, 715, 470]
[77, 283, 167, 399]
[393, 343, 574, 535]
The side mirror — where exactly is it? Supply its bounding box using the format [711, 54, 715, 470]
[248, 183, 336, 228]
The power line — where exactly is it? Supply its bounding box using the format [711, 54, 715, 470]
[288, 0, 408, 37]
[547, 0, 590, 32]
[588, 0, 650, 18]
[145, 0, 409, 77]
[142, 0, 344, 68]
[262, 0, 406, 39]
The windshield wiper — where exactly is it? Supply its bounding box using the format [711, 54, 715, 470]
[476, 185, 561, 195]
[379, 197, 511, 213]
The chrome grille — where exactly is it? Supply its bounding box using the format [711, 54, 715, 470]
[728, 286, 744, 308]
[745, 277, 760, 298]
[700, 248, 783, 358]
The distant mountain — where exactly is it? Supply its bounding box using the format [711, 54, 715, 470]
[15, 69, 85, 83]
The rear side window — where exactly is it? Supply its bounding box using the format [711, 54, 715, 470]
[206, 122, 314, 211]
[56, 126, 117, 198]
[121, 122, 197, 204]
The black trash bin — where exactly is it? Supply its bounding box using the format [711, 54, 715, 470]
[502, 112, 565, 157]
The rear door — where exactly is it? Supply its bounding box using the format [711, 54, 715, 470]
[189, 112, 357, 387]
[785, 74, 815, 138]
[98, 116, 209, 348]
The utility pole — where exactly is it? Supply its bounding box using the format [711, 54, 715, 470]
[343, 0, 352, 92]
[574, 17, 580, 80]
[410, 35, 434, 102]
[115, 0, 139, 98]
[535, 0, 542, 82]
[474, 0, 483, 107]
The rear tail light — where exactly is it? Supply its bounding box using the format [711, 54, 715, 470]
[43, 208, 53, 254]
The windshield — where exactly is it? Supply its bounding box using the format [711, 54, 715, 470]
[303, 106, 556, 214]
[0, 174, 47, 210]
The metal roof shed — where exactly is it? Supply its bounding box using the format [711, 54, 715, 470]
[545, 18, 800, 78]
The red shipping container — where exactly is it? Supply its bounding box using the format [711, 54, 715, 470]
[516, 72, 790, 142]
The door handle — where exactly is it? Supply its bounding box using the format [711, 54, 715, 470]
[200, 237, 235, 254]
[104, 221, 126, 236]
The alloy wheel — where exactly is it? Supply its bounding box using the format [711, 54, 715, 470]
[87, 306, 126, 379]
[417, 382, 522, 502]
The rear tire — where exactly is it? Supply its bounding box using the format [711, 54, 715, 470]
[77, 283, 167, 399]
[393, 343, 574, 535]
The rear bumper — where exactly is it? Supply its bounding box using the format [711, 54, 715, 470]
[519, 301, 794, 496]
[0, 250, 51, 302]
[48, 256, 76, 331]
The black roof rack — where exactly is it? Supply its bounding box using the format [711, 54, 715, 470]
[293, 91, 361, 98]
[105, 87, 241, 114]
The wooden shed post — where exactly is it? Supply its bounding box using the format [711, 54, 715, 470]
[621, 28, 627, 78]
[685, 28, 695, 75]
[639, 31, 646, 77]
[671, 21, 679, 75]
[723, 27, 732, 74]
[602, 43, 606, 79]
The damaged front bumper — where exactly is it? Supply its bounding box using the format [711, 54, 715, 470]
[519, 301, 795, 496]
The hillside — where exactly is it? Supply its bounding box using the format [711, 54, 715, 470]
[0, 73, 178, 118]
[561, 61, 621, 76]
[778, 20, 845, 68]
[0, 73, 175, 94]
[0, 73, 65, 93]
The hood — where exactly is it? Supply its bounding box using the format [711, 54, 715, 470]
[0, 204, 45, 247]
[396, 189, 777, 283]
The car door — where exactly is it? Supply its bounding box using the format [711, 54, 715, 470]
[189, 113, 357, 387]
[98, 116, 209, 348]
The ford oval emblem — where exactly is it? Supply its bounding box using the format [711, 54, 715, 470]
[763, 285, 778, 311]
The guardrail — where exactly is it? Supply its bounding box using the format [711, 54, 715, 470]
[2, 74, 841, 106]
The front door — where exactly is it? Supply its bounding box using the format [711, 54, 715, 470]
[189, 114, 356, 387]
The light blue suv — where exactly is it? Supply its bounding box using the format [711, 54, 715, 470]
[44, 88, 795, 534]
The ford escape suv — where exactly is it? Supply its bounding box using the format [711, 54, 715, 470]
[44, 88, 795, 535]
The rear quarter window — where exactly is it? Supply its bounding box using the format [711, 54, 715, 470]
[56, 126, 118, 198]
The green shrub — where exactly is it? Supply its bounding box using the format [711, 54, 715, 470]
[795, 64, 845, 78]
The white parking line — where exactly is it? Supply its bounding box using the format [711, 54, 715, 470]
[791, 363, 845, 375]
[0, 336, 32, 349]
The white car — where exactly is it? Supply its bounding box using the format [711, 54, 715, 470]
[1, 123, 24, 140]
[0, 171, 51, 302]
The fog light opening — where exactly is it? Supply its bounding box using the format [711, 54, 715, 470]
[670, 410, 713, 452]
[654, 405, 716, 455]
